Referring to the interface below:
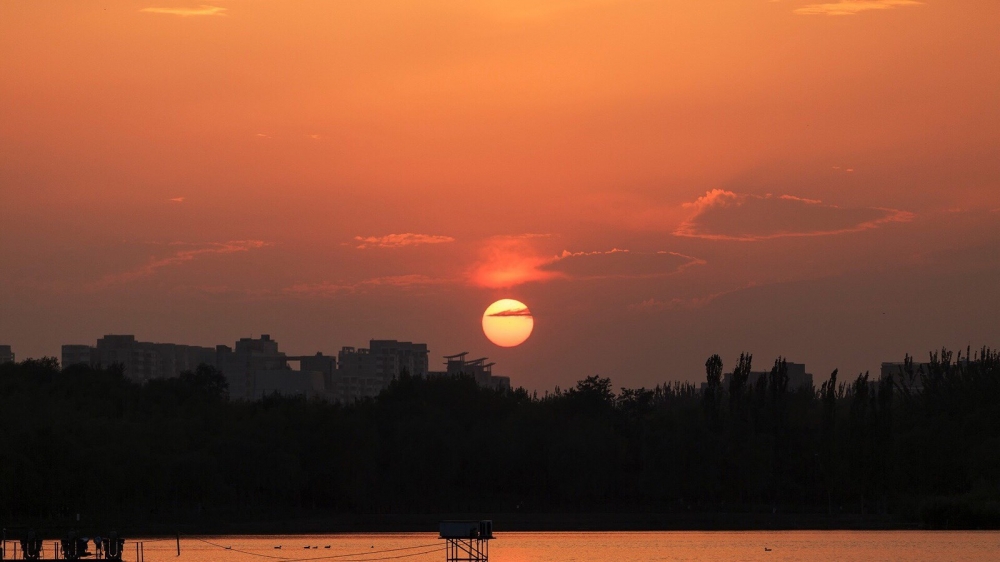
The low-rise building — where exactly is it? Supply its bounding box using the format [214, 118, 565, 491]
[55, 333, 512, 401]
[880, 361, 929, 393]
[0, 345, 14, 364]
[61, 344, 96, 368]
[248, 368, 325, 400]
[429, 352, 511, 391]
[722, 362, 814, 392]
[300, 352, 337, 391]
[61, 335, 216, 381]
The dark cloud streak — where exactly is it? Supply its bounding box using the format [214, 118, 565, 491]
[487, 307, 532, 317]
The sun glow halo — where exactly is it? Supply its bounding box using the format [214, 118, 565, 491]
[482, 299, 534, 347]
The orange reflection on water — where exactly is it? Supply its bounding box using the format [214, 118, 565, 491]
[129, 531, 1000, 562]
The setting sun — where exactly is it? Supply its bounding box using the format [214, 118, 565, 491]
[482, 299, 534, 348]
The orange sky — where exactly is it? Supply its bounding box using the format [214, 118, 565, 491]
[2, 0, 998, 388]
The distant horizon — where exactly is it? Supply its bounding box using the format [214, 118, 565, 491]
[3, 330, 992, 392]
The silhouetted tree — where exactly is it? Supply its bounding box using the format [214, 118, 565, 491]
[703, 354, 723, 426]
[0, 347, 998, 529]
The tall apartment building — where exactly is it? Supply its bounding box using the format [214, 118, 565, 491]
[334, 340, 430, 402]
[370, 339, 429, 377]
[335, 346, 377, 401]
[217, 334, 281, 398]
[0, 345, 14, 364]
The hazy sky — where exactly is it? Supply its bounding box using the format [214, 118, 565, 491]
[2, 0, 998, 390]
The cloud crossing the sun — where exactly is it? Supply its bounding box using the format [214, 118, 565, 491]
[487, 307, 532, 317]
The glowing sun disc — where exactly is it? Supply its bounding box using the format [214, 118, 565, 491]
[482, 299, 534, 347]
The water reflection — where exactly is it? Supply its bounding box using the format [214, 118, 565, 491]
[132, 531, 999, 562]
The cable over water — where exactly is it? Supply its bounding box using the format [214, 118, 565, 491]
[191, 538, 443, 562]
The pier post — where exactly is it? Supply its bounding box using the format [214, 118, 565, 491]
[439, 520, 493, 562]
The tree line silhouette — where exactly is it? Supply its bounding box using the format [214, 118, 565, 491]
[0, 347, 998, 530]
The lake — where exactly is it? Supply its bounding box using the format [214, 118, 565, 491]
[133, 531, 1000, 562]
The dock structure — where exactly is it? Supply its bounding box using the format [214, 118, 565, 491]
[439, 521, 492, 562]
[1, 530, 130, 562]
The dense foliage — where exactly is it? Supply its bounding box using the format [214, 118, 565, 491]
[1, 348, 998, 530]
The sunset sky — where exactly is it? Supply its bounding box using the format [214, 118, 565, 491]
[2, 0, 998, 389]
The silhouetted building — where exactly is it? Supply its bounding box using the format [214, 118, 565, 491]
[215, 335, 330, 400]
[0, 345, 13, 364]
[61, 344, 96, 368]
[61, 335, 215, 382]
[56, 333, 510, 401]
[722, 362, 814, 392]
[371, 339, 429, 377]
[216, 334, 282, 399]
[429, 352, 511, 391]
[333, 340, 431, 402]
[880, 361, 931, 393]
[254, 367, 325, 399]
[300, 352, 337, 390]
[334, 346, 377, 401]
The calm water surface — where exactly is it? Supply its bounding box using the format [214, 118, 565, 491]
[136, 532, 1000, 562]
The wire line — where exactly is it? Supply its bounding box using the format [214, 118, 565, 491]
[309, 545, 443, 562]
[191, 538, 444, 562]
[192, 539, 288, 560]
[291, 543, 442, 561]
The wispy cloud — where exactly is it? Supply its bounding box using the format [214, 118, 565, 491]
[283, 282, 352, 297]
[542, 249, 704, 280]
[778, 194, 822, 205]
[140, 5, 228, 17]
[284, 274, 448, 297]
[354, 233, 456, 249]
[793, 0, 923, 16]
[169, 197, 185, 203]
[556, 248, 630, 259]
[673, 190, 914, 241]
[629, 284, 757, 312]
[361, 274, 450, 288]
[92, 240, 268, 288]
